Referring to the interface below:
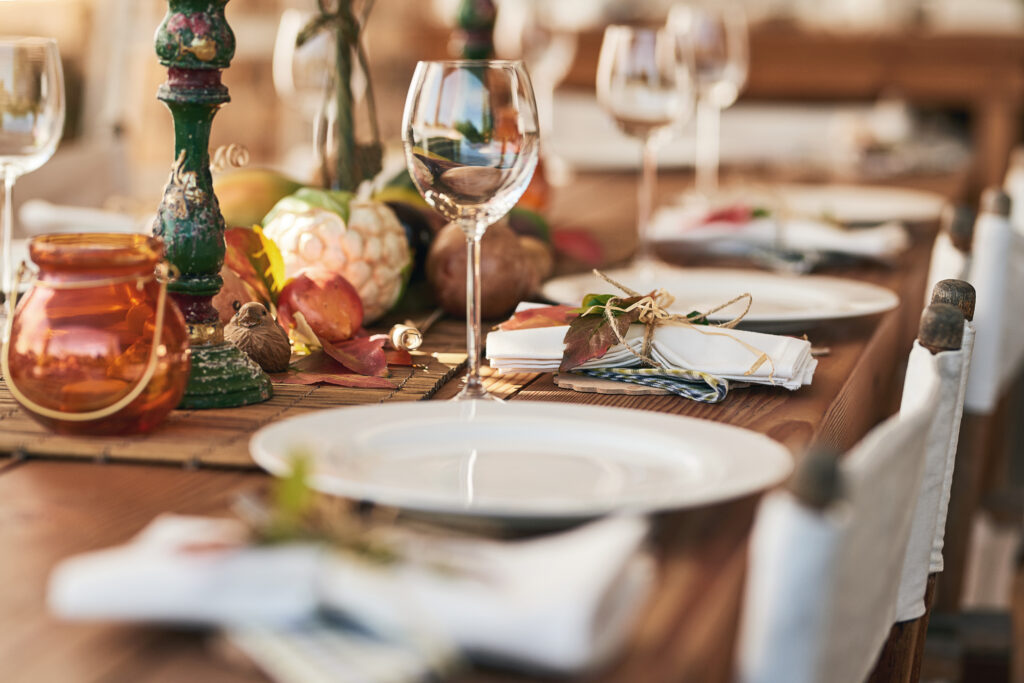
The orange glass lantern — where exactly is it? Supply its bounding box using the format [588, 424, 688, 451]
[2, 234, 190, 435]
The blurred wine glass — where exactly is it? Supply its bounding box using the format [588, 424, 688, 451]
[494, 0, 578, 183]
[0, 37, 64, 310]
[273, 9, 334, 121]
[402, 60, 539, 400]
[669, 1, 748, 199]
[596, 25, 695, 270]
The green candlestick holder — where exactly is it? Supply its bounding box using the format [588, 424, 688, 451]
[153, 0, 272, 409]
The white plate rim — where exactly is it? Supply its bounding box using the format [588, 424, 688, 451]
[249, 400, 794, 521]
[540, 267, 899, 326]
[772, 183, 946, 223]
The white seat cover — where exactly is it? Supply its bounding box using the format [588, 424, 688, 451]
[924, 231, 969, 305]
[739, 370, 939, 683]
[894, 341, 971, 621]
[965, 214, 1023, 413]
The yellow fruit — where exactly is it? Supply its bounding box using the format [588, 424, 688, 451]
[213, 168, 302, 228]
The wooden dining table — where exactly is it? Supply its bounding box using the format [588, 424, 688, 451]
[0, 168, 966, 683]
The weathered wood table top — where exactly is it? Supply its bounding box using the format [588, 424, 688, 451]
[0, 170, 962, 682]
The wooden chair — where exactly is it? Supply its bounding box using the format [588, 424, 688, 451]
[737, 302, 966, 683]
[869, 282, 975, 683]
[938, 188, 1024, 616]
[924, 205, 974, 305]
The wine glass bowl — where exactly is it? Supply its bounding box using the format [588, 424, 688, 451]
[0, 38, 64, 174]
[272, 9, 334, 120]
[0, 37, 65, 301]
[596, 26, 694, 268]
[668, 1, 748, 198]
[402, 60, 539, 399]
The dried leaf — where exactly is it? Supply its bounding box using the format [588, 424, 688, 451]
[385, 349, 414, 366]
[321, 336, 388, 377]
[498, 305, 578, 331]
[224, 225, 287, 302]
[274, 351, 394, 388]
[558, 296, 643, 372]
[272, 370, 394, 389]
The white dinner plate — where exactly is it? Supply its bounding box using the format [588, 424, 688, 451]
[773, 183, 946, 225]
[250, 400, 793, 524]
[541, 264, 899, 332]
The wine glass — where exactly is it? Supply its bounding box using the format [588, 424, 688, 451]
[0, 38, 65, 310]
[494, 0, 578, 183]
[596, 26, 694, 271]
[272, 9, 333, 121]
[668, 1, 748, 199]
[273, 9, 367, 180]
[402, 60, 539, 401]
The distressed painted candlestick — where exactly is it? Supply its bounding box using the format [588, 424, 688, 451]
[153, 0, 272, 408]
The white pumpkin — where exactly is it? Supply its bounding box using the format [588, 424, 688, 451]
[262, 188, 412, 323]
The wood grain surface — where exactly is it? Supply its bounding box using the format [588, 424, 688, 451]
[0, 170, 965, 683]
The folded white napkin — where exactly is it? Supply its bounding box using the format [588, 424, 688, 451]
[48, 514, 652, 675]
[650, 207, 910, 260]
[487, 316, 816, 390]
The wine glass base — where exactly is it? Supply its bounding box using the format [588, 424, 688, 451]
[452, 380, 502, 402]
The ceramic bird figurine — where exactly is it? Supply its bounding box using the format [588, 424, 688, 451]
[225, 302, 291, 373]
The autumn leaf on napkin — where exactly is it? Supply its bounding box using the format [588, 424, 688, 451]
[558, 295, 643, 372]
[498, 305, 578, 331]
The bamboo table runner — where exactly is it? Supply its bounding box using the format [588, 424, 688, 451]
[0, 321, 467, 468]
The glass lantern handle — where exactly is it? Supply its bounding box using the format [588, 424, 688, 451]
[1, 263, 175, 422]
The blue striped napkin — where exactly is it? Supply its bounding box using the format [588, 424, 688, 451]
[573, 368, 730, 403]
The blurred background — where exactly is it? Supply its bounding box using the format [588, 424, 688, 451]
[5, 0, 1023, 227]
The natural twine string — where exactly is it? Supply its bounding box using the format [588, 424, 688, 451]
[585, 269, 776, 380]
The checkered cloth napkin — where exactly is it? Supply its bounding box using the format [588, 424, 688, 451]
[572, 368, 730, 403]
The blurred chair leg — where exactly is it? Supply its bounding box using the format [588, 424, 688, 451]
[938, 414, 992, 613]
[869, 620, 922, 683]
[869, 576, 937, 683]
[1014, 546, 1024, 683]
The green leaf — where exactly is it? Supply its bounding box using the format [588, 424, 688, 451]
[272, 453, 314, 532]
[687, 310, 710, 325]
[263, 188, 354, 226]
[752, 206, 771, 219]
[578, 293, 615, 314]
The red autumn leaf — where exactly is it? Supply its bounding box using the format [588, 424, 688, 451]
[552, 228, 603, 266]
[558, 296, 643, 372]
[385, 349, 414, 366]
[498, 305, 578, 331]
[321, 335, 388, 377]
[273, 350, 395, 388]
[700, 204, 753, 226]
[271, 370, 394, 389]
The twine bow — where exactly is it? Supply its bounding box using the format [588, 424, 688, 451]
[298, 0, 382, 191]
[585, 270, 776, 381]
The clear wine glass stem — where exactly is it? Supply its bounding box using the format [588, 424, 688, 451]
[459, 220, 490, 400]
[1, 169, 14, 302]
[636, 135, 659, 268]
[696, 99, 721, 198]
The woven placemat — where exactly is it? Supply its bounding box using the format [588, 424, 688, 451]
[0, 322, 467, 469]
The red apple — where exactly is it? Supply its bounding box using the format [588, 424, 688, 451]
[277, 268, 364, 344]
